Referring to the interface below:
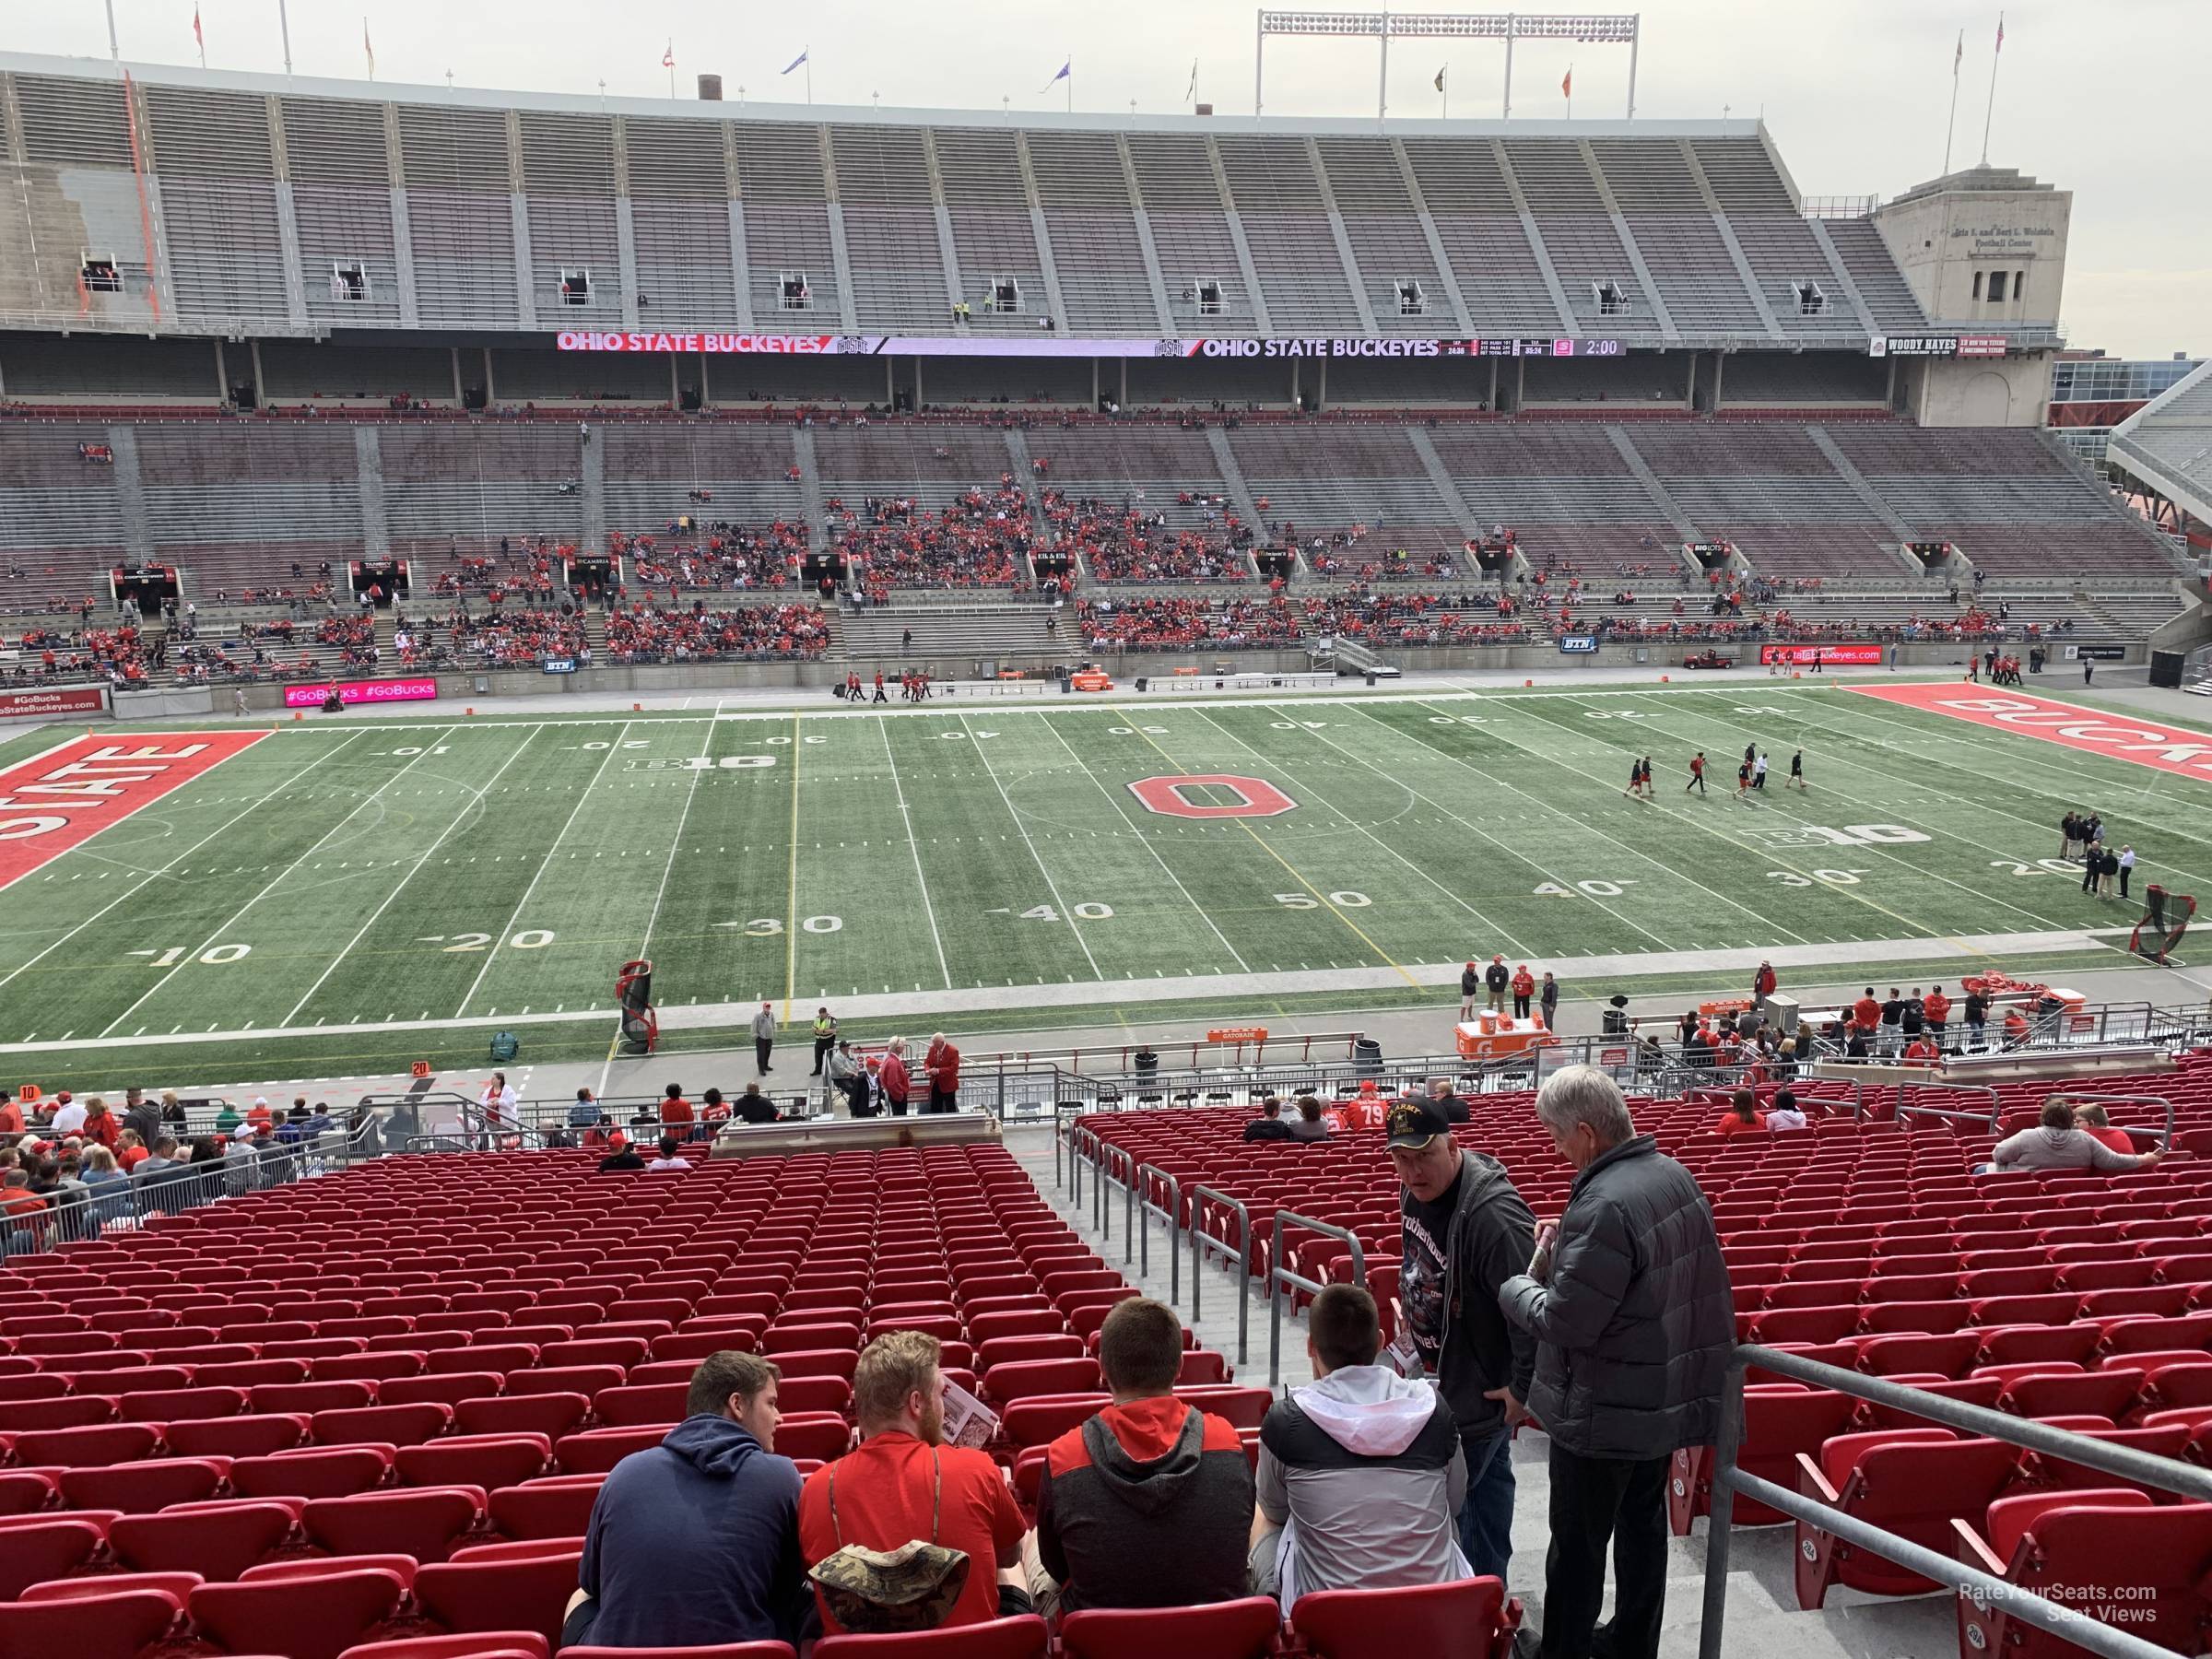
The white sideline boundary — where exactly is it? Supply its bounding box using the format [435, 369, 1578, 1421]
[0, 927, 2131, 1057]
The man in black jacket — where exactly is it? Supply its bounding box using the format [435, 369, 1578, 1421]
[1460, 961, 1481, 1021]
[1242, 1096, 1297, 1142]
[1387, 1096, 1537, 1586]
[1484, 955, 1511, 1015]
[1499, 1065, 1732, 1659]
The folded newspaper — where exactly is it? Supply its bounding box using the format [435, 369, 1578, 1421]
[940, 1374, 1002, 1450]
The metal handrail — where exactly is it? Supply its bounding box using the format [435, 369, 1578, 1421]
[2048, 1090, 2177, 1144]
[1697, 1344, 2212, 1659]
[1095, 1142, 1137, 1244]
[1268, 1209, 1368, 1387]
[1133, 1162, 1183, 1304]
[1894, 1077, 2002, 1133]
[1189, 1184, 1253, 1368]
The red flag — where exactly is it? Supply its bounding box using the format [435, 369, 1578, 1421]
[662, 41, 676, 68]
[1560, 66, 1572, 98]
[1995, 13, 2005, 52]
[192, 4, 204, 50]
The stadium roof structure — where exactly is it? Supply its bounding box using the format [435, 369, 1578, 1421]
[2108, 358, 2212, 530]
[0, 50, 1936, 352]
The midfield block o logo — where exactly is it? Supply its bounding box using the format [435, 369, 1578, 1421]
[1128, 774, 1297, 819]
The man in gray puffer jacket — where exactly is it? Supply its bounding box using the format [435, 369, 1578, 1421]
[1499, 1065, 1732, 1659]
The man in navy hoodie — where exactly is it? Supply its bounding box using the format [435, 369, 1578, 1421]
[570, 1351, 809, 1648]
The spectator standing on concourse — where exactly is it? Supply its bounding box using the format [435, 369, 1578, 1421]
[878, 1038, 912, 1117]
[753, 1002, 778, 1074]
[568, 1351, 806, 1649]
[812, 1006, 840, 1075]
[1026, 1298, 1253, 1615]
[1511, 965, 1535, 1020]
[798, 1331, 1029, 1634]
[1460, 961, 1481, 1021]
[1485, 955, 1511, 1015]
[1498, 1065, 1733, 1659]
[1539, 971, 1559, 1029]
[1251, 1283, 1468, 1610]
[924, 1033, 961, 1113]
[1385, 1095, 1537, 1586]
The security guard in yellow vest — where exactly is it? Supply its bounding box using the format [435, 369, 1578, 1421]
[811, 1007, 839, 1076]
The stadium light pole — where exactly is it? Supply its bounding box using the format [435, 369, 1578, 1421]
[1253, 10, 1639, 121]
[103, 0, 119, 61]
[277, 0, 293, 77]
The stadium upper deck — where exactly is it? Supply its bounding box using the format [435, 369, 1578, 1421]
[0, 53, 1957, 353]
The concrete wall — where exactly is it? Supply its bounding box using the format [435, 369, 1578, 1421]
[1874, 182, 2071, 329]
[1897, 351, 2056, 428]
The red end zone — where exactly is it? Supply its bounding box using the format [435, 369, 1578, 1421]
[1851, 685, 2212, 783]
[0, 731, 268, 892]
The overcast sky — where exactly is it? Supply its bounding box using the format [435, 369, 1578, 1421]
[12, 0, 2205, 359]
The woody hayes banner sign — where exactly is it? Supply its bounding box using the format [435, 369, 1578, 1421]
[556, 331, 1626, 359]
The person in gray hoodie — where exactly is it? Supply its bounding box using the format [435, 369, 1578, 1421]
[1252, 1283, 1469, 1610]
[1987, 1097, 2163, 1174]
[1385, 1095, 1538, 1586]
[570, 1350, 808, 1649]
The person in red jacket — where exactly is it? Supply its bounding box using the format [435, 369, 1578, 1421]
[1852, 986, 1882, 1039]
[1922, 984, 1951, 1045]
[659, 1083, 695, 1135]
[878, 1038, 912, 1117]
[2072, 1103, 2135, 1154]
[924, 1034, 961, 1114]
[1510, 965, 1536, 1019]
[1901, 1034, 1942, 1067]
[1752, 961, 1777, 1006]
[1712, 1089, 1768, 1136]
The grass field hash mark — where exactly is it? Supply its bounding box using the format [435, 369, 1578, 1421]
[97, 729, 466, 1039]
[1103, 708, 1419, 989]
[0, 732, 368, 1009]
[636, 716, 723, 971]
[960, 712, 1103, 981]
[451, 718, 637, 1022]
[1598, 690, 2090, 936]
[1031, 713, 1249, 972]
[1184, 706, 1535, 956]
[281, 728, 546, 1029]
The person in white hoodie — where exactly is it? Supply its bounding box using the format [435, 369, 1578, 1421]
[1249, 1283, 1471, 1609]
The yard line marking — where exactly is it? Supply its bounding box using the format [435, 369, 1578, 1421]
[959, 712, 1102, 980]
[1288, 705, 1674, 950]
[280, 729, 543, 1026]
[636, 714, 721, 970]
[96, 729, 465, 1038]
[1184, 705, 1536, 956]
[0, 731, 369, 1001]
[1592, 688, 2081, 933]
[447, 719, 635, 1021]
[1033, 712, 1249, 972]
[1370, 700, 1810, 946]
[1771, 689, 2212, 872]
[1472, 687, 2001, 944]
[1104, 709, 1419, 988]
[784, 711, 803, 1022]
[877, 716, 953, 989]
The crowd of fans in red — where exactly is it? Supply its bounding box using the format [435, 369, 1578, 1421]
[1, 624, 151, 687]
[830, 483, 1036, 597]
[1065, 497, 1254, 585]
[1079, 593, 1543, 651]
[617, 524, 806, 592]
[603, 602, 829, 663]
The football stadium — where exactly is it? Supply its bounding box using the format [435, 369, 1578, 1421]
[3, 9, 2212, 1658]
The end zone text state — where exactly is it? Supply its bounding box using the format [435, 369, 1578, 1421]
[0, 732, 268, 891]
[1850, 685, 2212, 782]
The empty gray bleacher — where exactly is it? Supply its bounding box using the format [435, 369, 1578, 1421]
[598, 427, 807, 531]
[1029, 131, 1165, 335]
[813, 427, 1017, 517]
[628, 115, 742, 330]
[1821, 218, 1929, 332]
[832, 125, 950, 332]
[737, 124, 846, 328]
[1029, 428, 1233, 531]
[936, 127, 1049, 329]
[1230, 426, 1462, 563]
[1127, 134, 1260, 334]
[1217, 136, 1363, 335]
[1316, 138, 1447, 335]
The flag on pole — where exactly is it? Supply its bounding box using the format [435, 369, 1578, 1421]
[1185, 58, 1198, 102]
[1954, 29, 1964, 72]
[193, 4, 204, 56]
[1995, 13, 2005, 52]
[1434, 65, 1446, 92]
[363, 18, 375, 78]
[662, 41, 675, 69]
[781, 47, 808, 75]
[1042, 57, 1070, 93]
[1561, 65, 1572, 98]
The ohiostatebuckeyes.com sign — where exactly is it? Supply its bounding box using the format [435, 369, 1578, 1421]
[1759, 643, 1883, 666]
[282, 678, 439, 710]
[0, 686, 109, 720]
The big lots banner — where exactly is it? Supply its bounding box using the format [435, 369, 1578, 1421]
[1852, 685, 2212, 783]
[282, 678, 438, 710]
[0, 731, 267, 891]
[1759, 643, 1883, 666]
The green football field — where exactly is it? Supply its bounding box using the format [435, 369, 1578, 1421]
[1, 679, 2205, 1087]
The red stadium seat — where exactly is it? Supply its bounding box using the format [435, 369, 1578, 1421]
[414, 1543, 583, 1651]
[454, 1393, 593, 1440]
[58, 1455, 230, 1513]
[303, 1485, 488, 1564]
[0, 1587, 184, 1659]
[190, 1566, 408, 1659]
[340, 1635, 549, 1659]
[1671, 1386, 1857, 1534]
[813, 1616, 1048, 1659]
[488, 1477, 603, 1540]
[1954, 1492, 2212, 1659]
[165, 1413, 312, 1458]
[1059, 1597, 1282, 1659]
[231, 1446, 394, 1500]
[0, 1516, 109, 1599]
[1794, 1430, 2019, 1606]
[110, 1500, 300, 1581]
[395, 1435, 552, 1490]
[1290, 1576, 1522, 1659]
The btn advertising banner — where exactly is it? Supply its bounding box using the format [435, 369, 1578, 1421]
[0, 731, 267, 891]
